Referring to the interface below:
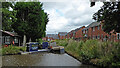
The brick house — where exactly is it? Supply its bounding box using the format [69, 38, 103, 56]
[82, 21, 120, 42]
[58, 32, 67, 40]
[66, 30, 74, 39]
[43, 34, 59, 41]
[75, 26, 85, 40]
[66, 32, 70, 39]
[65, 26, 85, 40]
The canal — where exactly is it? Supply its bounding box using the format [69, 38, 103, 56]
[2, 52, 96, 67]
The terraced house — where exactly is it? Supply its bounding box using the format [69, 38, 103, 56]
[75, 26, 85, 40]
[45, 34, 59, 41]
[82, 21, 120, 42]
[66, 21, 120, 42]
[58, 32, 67, 40]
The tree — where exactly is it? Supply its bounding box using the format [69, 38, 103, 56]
[12, 2, 49, 42]
[2, 2, 16, 31]
[90, 2, 95, 7]
[93, 2, 120, 33]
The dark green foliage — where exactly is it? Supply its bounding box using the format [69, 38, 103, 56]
[93, 2, 120, 33]
[12, 2, 49, 42]
[2, 2, 48, 42]
[2, 2, 16, 31]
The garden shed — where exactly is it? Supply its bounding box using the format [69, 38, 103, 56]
[0, 30, 21, 46]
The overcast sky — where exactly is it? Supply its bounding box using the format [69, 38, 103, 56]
[42, 1, 103, 34]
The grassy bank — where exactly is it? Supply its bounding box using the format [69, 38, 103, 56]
[2, 45, 26, 55]
[55, 39, 120, 67]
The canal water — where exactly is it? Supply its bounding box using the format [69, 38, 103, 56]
[2, 52, 96, 67]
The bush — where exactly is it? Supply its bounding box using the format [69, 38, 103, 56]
[56, 39, 120, 67]
[2, 45, 26, 55]
[37, 38, 43, 44]
[55, 39, 69, 47]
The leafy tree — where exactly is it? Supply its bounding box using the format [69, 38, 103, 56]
[2, 2, 16, 31]
[93, 2, 120, 33]
[12, 2, 49, 42]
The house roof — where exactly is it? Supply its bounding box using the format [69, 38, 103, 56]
[82, 22, 101, 30]
[74, 27, 83, 32]
[69, 26, 85, 34]
[89, 22, 101, 27]
[0, 30, 19, 37]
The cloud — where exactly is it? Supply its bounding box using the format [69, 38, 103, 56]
[42, 1, 103, 34]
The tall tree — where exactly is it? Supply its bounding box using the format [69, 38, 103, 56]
[2, 2, 16, 31]
[12, 2, 49, 42]
[93, 2, 120, 33]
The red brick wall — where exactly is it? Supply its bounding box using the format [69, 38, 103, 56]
[58, 34, 66, 40]
[87, 24, 120, 42]
[66, 21, 120, 42]
[75, 26, 85, 39]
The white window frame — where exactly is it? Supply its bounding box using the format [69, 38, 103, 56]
[93, 27, 95, 31]
[5, 36, 10, 44]
[14, 37, 18, 43]
[83, 30, 85, 33]
[117, 33, 120, 39]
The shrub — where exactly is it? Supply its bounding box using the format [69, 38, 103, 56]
[55, 39, 68, 47]
[37, 38, 43, 44]
[80, 40, 100, 60]
[2, 45, 26, 55]
[56, 39, 120, 67]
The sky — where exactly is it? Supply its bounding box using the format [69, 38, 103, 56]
[42, 0, 103, 34]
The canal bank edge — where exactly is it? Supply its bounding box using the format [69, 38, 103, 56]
[65, 51, 104, 68]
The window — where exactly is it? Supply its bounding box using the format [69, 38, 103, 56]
[14, 37, 18, 43]
[86, 29, 88, 33]
[117, 33, 120, 39]
[83, 30, 85, 33]
[73, 31, 75, 36]
[109, 36, 111, 39]
[93, 35, 95, 39]
[98, 35, 100, 39]
[105, 35, 108, 38]
[92, 27, 95, 31]
[69, 33, 71, 36]
[96, 36, 97, 39]
[98, 26, 100, 30]
[112, 35, 114, 39]
[5, 36, 10, 44]
[85, 34, 87, 37]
